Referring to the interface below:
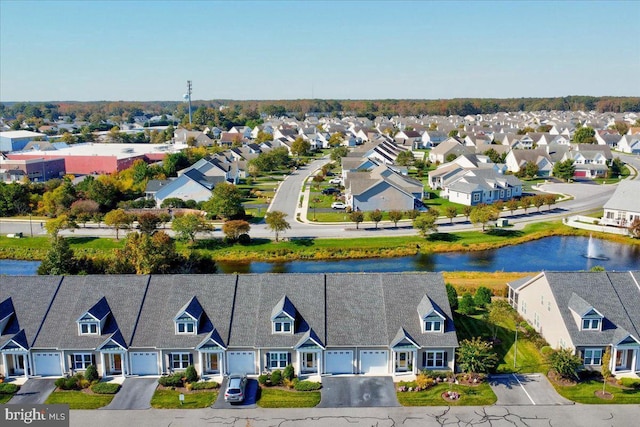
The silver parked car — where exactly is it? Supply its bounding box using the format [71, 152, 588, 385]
[224, 373, 247, 403]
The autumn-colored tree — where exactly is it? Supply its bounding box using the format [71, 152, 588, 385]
[222, 220, 251, 242]
[265, 210, 291, 241]
[349, 211, 364, 229]
[368, 209, 383, 229]
[388, 210, 403, 228]
[103, 209, 133, 240]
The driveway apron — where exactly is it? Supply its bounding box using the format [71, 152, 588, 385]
[102, 378, 158, 410]
[8, 379, 57, 405]
[211, 378, 258, 409]
[317, 376, 399, 408]
[489, 374, 573, 405]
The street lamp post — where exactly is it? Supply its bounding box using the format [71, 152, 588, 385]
[29, 203, 33, 237]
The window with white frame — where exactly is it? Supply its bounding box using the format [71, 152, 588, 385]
[273, 320, 293, 334]
[533, 312, 540, 329]
[73, 353, 92, 370]
[424, 319, 442, 332]
[424, 351, 446, 368]
[171, 353, 190, 370]
[582, 318, 600, 330]
[268, 352, 288, 369]
[176, 320, 196, 334]
[521, 300, 527, 314]
[473, 193, 481, 202]
[79, 322, 99, 335]
[583, 348, 602, 365]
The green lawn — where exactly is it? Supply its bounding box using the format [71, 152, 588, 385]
[150, 389, 217, 409]
[397, 383, 496, 406]
[257, 388, 321, 408]
[0, 393, 15, 404]
[45, 391, 114, 409]
[551, 379, 640, 404]
[454, 311, 546, 374]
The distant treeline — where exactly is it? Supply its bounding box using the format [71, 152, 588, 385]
[2, 96, 639, 125]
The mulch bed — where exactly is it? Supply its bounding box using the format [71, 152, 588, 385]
[441, 392, 461, 402]
[156, 385, 218, 393]
[594, 390, 614, 400]
[547, 370, 577, 387]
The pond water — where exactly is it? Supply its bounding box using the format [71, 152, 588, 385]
[2, 236, 638, 276]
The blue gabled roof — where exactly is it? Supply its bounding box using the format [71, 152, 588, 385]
[0, 297, 15, 322]
[1, 329, 29, 351]
[86, 296, 111, 321]
[294, 328, 325, 349]
[176, 296, 204, 322]
[271, 295, 297, 320]
[98, 329, 128, 351]
[417, 294, 446, 320]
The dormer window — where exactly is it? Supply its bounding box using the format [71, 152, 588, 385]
[174, 296, 204, 336]
[582, 318, 600, 330]
[273, 319, 293, 334]
[80, 323, 99, 335]
[424, 319, 442, 332]
[176, 320, 196, 334]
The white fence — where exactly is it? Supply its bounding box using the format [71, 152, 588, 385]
[565, 215, 630, 236]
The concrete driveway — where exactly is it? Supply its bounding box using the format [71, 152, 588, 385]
[317, 376, 399, 408]
[489, 373, 573, 405]
[102, 378, 158, 410]
[211, 377, 258, 409]
[9, 379, 57, 404]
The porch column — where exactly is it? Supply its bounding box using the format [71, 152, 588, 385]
[23, 354, 29, 379]
[100, 353, 106, 377]
[412, 350, 418, 374]
[120, 353, 125, 378]
[633, 349, 638, 374]
[296, 351, 301, 376]
[612, 348, 618, 375]
[197, 352, 203, 377]
[1, 353, 6, 377]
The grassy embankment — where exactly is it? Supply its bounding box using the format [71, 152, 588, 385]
[1, 221, 637, 268]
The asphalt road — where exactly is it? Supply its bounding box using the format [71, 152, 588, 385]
[69, 404, 640, 427]
[211, 378, 258, 409]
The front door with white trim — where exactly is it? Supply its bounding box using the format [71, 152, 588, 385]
[206, 353, 221, 374]
[395, 351, 412, 372]
[301, 352, 318, 374]
[110, 353, 122, 374]
[12, 354, 25, 375]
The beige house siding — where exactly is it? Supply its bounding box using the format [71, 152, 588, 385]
[517, 275, 573, 350]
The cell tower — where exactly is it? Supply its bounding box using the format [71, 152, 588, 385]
[183, 80, 193, 125]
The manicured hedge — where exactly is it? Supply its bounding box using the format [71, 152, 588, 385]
[158, 373, 184, 387]
[190, 381, 219, 390]
[90, 382, 120, 394]
[619, 378, 640, 389]
[0, 383, 19, 394]
[294, 381, 322, 391]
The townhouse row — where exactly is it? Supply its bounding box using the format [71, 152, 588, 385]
[0, 273, 458, 382]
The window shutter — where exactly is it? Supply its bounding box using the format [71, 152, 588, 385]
[189, 353, 193, 366]
[69, 354, 74, 372]
[287, 353, 291, 366]
[91, 354, 96, 366]
[422, 351, 426, 367]
[166, 353, 172, 372]
[265, 352, 270, 369]
[443, 351, 448, 367]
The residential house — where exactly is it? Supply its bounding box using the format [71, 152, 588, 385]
[618, 135, 640, 154]
[0, 273, 458, 381]
[507, 271, 640, 377]
[420, 131, 448, 148]
[152, 169, 223, 207]
[505, 148, 554, 177]
[441, 168, 523, 206]
[428, 137, 470, 164]
[563, 145, 611, 178]
[344, 163, 424, 211]
[600, 180, 640, 228]
[395, 130, 422, 149]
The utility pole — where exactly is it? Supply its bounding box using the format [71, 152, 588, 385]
[187, 80, 192, 125]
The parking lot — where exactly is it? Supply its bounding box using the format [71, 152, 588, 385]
[489, 374, 573, 405]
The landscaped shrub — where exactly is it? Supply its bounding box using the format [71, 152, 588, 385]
[258, 374, 269, 385]
[270, 370, 282, 386]
[79, 378, 91, 389]
[618, 378, 640, 389]
[283, 364, 294, 381]
[90, 382, 120, 394]
[415, 373, 435, 389]
[158, 373, 183, 387]
[238, 233, 251, 245]
[55, 375, 81, 390]
[185, 365, 198, 383]
[84, 364, 99, 382]
[0, 383, 19, 394]
[294, 380, 322, 391]
[474, 286, 492, 308]
[458, 293, 476, 315]
[190, 381, 219, 390]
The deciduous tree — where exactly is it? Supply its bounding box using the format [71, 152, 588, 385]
[171, 213, 210, 242]
[204, 183, 244, 219]
[573, 126, 596, 144]
[553, 159, 575, 182]
[103, 209, 133, 240]
[349, 210, 364, 229]
[456, 337, 499, 374]
[137, 212, 161, 234]
[470, 204, 498, 231]
[265, 210, 290, 242]
[388, 210, 403, 228]
[413, 213, 438, 237]
[368, 209, 383, 229]
[222, 220, 251, 242]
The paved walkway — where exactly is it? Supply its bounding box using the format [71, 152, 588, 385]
[9, 378, 57, 404]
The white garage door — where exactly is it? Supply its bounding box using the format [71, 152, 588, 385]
[33, 352, 62, 376]
[227, 351, 255, 374]
[360, 350, 388, 375]
[325, 350, 353, 374]
[130, 352, 158, 375]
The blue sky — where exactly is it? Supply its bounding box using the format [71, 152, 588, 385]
[1, 0, 639, 101]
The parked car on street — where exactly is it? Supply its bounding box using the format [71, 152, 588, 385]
[224, 373, 247, 403]
[331, 202, 346, 209]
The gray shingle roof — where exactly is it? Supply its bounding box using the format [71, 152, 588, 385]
[35, 275, 149, 350]
[545, 271, 640, 347]
[603, 180, 640, 213]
